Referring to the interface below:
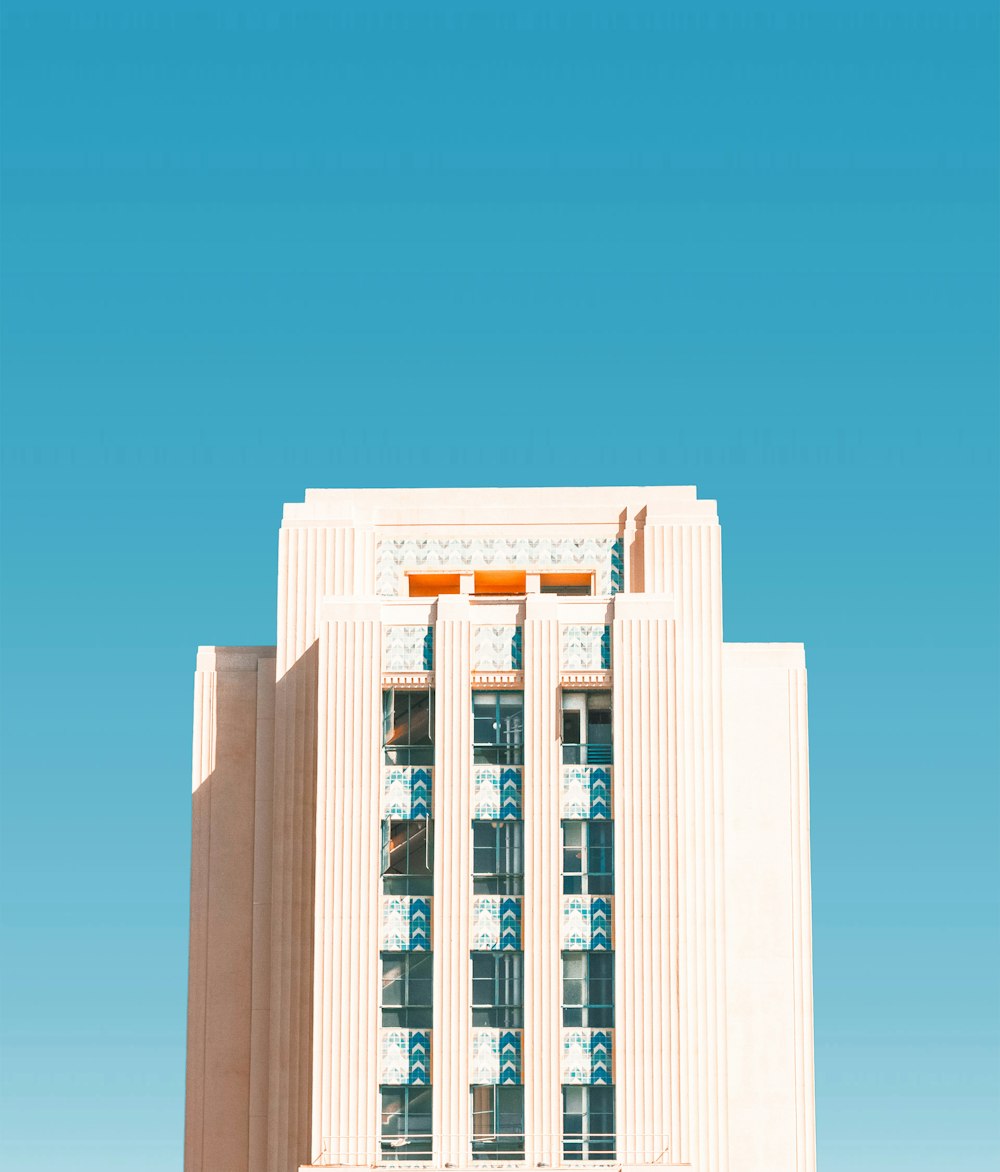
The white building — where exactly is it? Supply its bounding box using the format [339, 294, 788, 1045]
[185, 486, 815, 1172]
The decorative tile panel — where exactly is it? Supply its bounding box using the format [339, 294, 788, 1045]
[376, 537, 624, 597]
[380, 1029, 431, 1085]
[471, 1029, 522, 1085]
[471, 896, 522, 951]
[474, 625, 523, 671]
[561, 766, 611, 820]
[473, 766, 522, 821]
[381, 896, 432, 951]
[560, 625, 611, 670]
[383, 626, 434, 672]
[561, 1030, 613, 1085]
[561, 896, 612, 950]
[383, 767, 433, 819]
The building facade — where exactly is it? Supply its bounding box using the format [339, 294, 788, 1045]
[185, 487, 815, 1172]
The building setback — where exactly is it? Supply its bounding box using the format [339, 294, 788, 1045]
[185, 486, 815, 1172]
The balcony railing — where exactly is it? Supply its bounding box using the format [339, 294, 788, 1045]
[323, 1131, 659, 1165]
[561, 743, 613, 766]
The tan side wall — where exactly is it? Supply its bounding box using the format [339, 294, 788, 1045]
[722, 644, 815, 1172]
[186, 646, 276, 1172]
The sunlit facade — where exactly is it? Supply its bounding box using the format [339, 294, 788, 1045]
[185, 487, 815, 1172]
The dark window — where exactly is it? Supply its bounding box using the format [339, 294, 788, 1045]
[381, 1086, 433, 1161]
[382, 820, 434, 895]
[471, 952, 523, 1028]
[473, 692, 524, 765]
[472, 821, 524, 895]
[562, 952, 614, 1028]
[563, 1085, 615, 1161]
[472, 1085, 525, 1160]
[384, 689, 434, 767]
[561, 691, 613, 765]
[381, 952, 433, 1028]
[562, 821, 613, 895]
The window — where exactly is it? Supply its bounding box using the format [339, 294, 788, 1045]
[561, 691, 612, 765]
[384, 689, 434, 767]
[474, 569, 526, 595]
[472, 1085, 525, 1160]
[381, 1086, 433, 1161]
[471, 952, 523, 1027]
[562, 952, 614, 1027]
[473, 692, 524, 765]
[472, 822, 524, 894]
[382, 820, 434, 895]
[408, 573, 461, 597]
[540, 572, 593, 595]
[562, 1085, 615, 1161]
[381, 953, 433, 1028]
[562, 821, 613, 895]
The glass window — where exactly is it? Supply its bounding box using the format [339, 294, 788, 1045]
[561, 691, 613, 765]
[381, 952, 433, 1028]
[471, 952, 523, 1027]
[473, 692, 524, 765]
[472, 821, 523, 894]
[563, 1085, 615, 1161]
[472, 1085, 524, 1159]
[382, 820, 434, 895]
[562, 951, 614, 1027]
[562, 821, 613, 895]
[381, 1086, 433, 1161]
[384, 690, 434, 766]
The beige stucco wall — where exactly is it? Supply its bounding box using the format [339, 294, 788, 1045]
[722, 644, 815, 1172]
[186, 647, 276, 1172]
[185, 488, 815, 1172]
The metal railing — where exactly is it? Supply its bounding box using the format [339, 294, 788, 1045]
[561, 744, 613, 766]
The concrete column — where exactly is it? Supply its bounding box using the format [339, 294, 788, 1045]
[522, 594, 562, 1168]
[433, 596, 473, 1166]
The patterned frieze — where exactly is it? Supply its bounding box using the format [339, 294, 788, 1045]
[561, 1030, 613, 1085]
[560, 625, 611, 671]
[376, 537, 624, 596]
[561, 896, 612, 950]
[471, 896, 522, 951]
[381, 897, 432, 951]
[382, 767, 433, 819]
[474, 625, 523, 671]
[471, 1029, 522, 1085]
[383, 625, 435, 672]
[472, 766, 522, 820]
[561, 766, 611, 820]
[380, 1029, 431, 1085]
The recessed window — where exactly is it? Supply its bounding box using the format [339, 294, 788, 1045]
[562, 951, 614, 1028]
[382, 820, 434, 895]
[408, 573, 461, 597]
[562, 820, 613, 895]
[472, 692, 524, 766]
[471, 951, 523, 1028]
[472, 1085, 525, 1160]
[474, 569, 526, 596]
[540, 572, 593, 595]
[381, 1086, 433, 1161]
[381, 952, 433, 1028]
[472, 821, 524, 894]
[383, 689, 434, 767]
[561, 691, 613, 765]
[563, 1085, 615, 1161]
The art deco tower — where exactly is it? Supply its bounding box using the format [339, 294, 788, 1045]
[185, 487, 815, 1172]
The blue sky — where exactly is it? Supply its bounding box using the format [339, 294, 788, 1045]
[1, 2, 997, 1169]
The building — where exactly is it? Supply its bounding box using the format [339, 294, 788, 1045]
[185, 486, 816, 1172]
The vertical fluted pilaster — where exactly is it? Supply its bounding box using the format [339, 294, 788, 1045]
[522, 595, 562, 1168]
[641, 516, 729, 1172]
[434, 596, 473, 1166]
[312, 606, 382, 1163]
[611, 599, 673, 1165]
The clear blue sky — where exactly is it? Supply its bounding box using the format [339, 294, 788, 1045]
[1, 2, 997, 1169]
